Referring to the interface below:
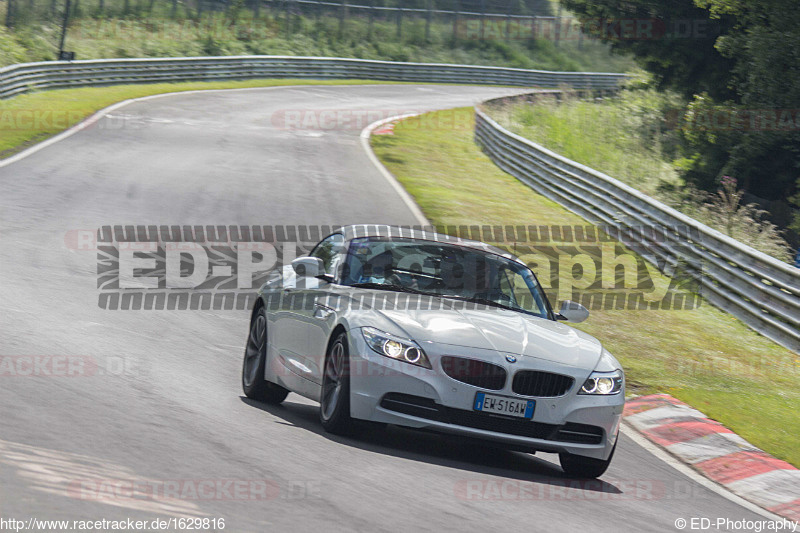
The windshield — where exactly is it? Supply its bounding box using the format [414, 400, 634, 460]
[341, 237, 552, 319]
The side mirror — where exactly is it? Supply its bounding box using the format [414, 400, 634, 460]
[292, 257, 325, 278]
[556, 300, 589, 323]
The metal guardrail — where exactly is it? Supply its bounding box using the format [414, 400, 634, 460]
[0, 56, 627, 100]
[475, 106, 800, 353]
[3, 53, 791, 350]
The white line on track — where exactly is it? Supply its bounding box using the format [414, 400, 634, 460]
[360, 114, 431, 227]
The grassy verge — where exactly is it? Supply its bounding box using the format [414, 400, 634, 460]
[486, 91, 792, 260]
[485, 89, 683, 198]
[0, 78, 422, 159]
[371, 109, 800, 467]
[0, 8, 635, 73]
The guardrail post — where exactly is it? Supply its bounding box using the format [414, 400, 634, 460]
[368, 0, 375, 38]
[479, 0, 485, 40]
[425, 0, 432, 42]
[396, 4, 402, 38]
[453, 1, 460, 40]
[555, 2, 561, 47]
[57, 0, 71, 60]
[339, 0, 347, 37]
[5, 0, 14, 28]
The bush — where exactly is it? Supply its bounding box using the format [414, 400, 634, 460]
[698, 176, 791, 260]
[488, 90, 793, 261]
[0, 27, 30, 66]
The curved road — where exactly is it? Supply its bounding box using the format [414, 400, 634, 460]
[0, 85, 766, 532]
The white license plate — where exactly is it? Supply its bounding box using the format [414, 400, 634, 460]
[473, 392, 535, 419]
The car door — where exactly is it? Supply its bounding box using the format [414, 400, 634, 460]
[273, 233, 345, 384]
[304, 233, 347, 384]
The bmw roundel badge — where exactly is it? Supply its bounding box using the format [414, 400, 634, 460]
[506, 355, 517, 363]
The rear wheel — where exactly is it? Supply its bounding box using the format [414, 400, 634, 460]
[559, 440, 616, 479]
[242, 305, 289, 404]
[319, 332, 355, 435]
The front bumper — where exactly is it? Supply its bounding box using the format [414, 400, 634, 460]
[346, 329, 623, 460]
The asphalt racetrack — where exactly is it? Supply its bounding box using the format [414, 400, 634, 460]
[0, 85, 769, 532]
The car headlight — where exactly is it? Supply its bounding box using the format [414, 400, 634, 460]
[361, 327, 431, 369]
[579, 370, 623, 395]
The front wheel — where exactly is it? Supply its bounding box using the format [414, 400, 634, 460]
[319, 332, 355, 435]
[559, 440, 616, 479]
[242, 305, 289, 404]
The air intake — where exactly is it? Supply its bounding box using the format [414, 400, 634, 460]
[512, 370, 574, 397]
[440, 356, 506, 390]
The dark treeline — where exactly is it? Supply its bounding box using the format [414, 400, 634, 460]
[564, 0, 800, 246]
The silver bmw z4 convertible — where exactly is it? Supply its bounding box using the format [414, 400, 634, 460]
[242, 225, 624, 478]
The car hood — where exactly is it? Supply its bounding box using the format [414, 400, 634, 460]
[334, 291, 603, 371]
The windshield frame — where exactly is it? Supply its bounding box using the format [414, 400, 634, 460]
[338, 236, 556, 321]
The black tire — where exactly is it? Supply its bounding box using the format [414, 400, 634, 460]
[559, 440, 616, 479]
[242, 305, 289, 404]
[319, 332, 355, 435]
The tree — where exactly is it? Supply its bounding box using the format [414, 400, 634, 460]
[693, 0, 800, 218]
[561, 0, 737, 99]
[566, 0, 800, 242]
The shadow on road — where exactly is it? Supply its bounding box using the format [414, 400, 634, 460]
[240, 396, 623, 495]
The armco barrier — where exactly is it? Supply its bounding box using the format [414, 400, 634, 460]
[475, 105, 800, 353]
[0, 56, 627, 99]
[4, 54, 791, 351]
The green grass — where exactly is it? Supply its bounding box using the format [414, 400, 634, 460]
[486, 89, 684, 197]
[486, 89, 793, 261]
[0, 78, 416, 158]
[0, 5, 636, 73]
[372, 109, 800, 467]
